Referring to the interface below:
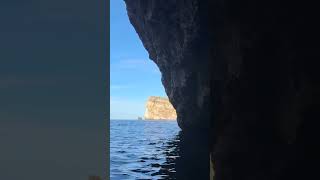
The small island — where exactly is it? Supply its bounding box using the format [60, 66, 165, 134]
[144, 96, 177, 120]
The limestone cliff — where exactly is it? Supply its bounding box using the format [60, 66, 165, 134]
[144, 96, 177, 120]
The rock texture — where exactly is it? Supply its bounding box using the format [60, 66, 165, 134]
[125, 0, 319, 180]
[144, 96, 177, 120]
[125, 0, 211, 131]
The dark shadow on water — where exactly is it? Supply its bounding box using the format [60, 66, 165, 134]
[151, 130, 210, 180]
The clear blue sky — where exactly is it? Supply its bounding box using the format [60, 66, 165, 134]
[110, 0, 166, 119]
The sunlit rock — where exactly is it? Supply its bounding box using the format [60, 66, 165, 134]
[144, 96, 177, 120]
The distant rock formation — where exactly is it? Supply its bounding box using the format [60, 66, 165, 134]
[144, 96, 177, 120]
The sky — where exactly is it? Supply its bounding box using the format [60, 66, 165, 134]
[0, 0, 106, 179]
[110, 0, 166, 119]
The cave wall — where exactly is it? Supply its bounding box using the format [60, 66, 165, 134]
[124, 0, 319, 179]
[208, 1, 319, 179]
[125, 0, 211, 131]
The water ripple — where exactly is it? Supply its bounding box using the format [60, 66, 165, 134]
[110, 120, 180, 180]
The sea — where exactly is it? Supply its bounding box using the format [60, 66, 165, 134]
[110, 119, 181, 180]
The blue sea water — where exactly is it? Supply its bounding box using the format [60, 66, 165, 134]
[110, 120, 181, 180]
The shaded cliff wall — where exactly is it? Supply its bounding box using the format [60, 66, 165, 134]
[125, 2, 211, 178]
[208, 1, 319, 179]
[125, 0, 319, 179]
[144, 96, 177, 120]
[125, 0, 211, 131]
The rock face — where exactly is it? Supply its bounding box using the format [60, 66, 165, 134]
[144, 96, 177, 120]
[125, 0, 211, 130]
[125, 0, 319, 180]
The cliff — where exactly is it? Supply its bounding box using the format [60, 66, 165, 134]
[125, 1, 319, 180]
[125, 0, 209, 130]
[144, 96, 177, 120]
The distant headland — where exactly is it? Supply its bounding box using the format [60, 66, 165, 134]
[143, 96, 177, 120]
